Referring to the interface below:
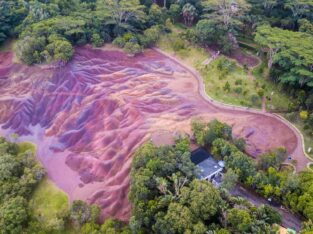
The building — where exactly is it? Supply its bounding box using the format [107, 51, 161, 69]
[191, 148, 224, 181]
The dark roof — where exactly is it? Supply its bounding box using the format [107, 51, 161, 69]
[191, 148, 223, 179]
[191, 148, 214, 164]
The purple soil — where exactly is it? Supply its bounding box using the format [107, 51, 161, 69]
[0, 46, 306, 221]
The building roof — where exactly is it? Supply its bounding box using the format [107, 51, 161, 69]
[191, 148, 223, 179]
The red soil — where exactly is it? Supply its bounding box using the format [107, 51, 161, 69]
[0, 46, 308, 221]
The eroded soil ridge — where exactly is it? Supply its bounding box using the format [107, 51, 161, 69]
[0, 47, 305, 220]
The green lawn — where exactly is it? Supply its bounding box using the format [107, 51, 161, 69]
[29, 177, 70, 228]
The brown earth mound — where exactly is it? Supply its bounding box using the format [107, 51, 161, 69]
[0, 46, 308, 221]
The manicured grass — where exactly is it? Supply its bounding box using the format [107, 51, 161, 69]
[29, 178, 70, 227]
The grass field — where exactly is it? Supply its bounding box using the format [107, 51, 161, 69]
[29, 178, 70, 229]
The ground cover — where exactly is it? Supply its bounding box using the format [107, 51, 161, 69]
[29, 177, 70, 229]
[157, 24, 292, 111]
[283, 113, 313, 158]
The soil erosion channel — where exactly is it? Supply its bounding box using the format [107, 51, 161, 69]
[0, 47, 308, 220]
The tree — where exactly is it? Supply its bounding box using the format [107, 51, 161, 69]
[284, 0, 313, 27]
[181, 180, 223, 220]
[258, 148, 287, 170]
[123, 42, 142, 56]
[169, 4, 181, 22]
[257, 205, 282, 225]
[16, 36, 46, 65]
[227, 208, 252, 232]
[98, 0, 146, 36]
[0, 196, 29, 233]
[199, 0, 250, 51]
[255, 25, 313, 90]
[70, 200, 101, 227]
[221, 169, 238, 191]
[182, 3, 197, 26]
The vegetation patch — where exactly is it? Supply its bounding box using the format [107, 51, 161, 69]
[29, 178, 69, 229]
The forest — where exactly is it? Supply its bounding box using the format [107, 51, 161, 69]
[1, 0, 313, 233]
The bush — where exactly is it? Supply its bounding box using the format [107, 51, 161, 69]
[112, 37, 126, 48]
[172, 38, 185, 52]
[140, 26, 160, 48]
[233, 138, 246, 151]
[224, 81, 231, 92]
[285, 112, 298, 122]
[235, 79, 242, 85]
[169, 4, 181, 22]
[50, 39, 74, 63]
[16, 36, 46, 65]
[217, 57, 235, 74]
[250, 94, 261, 106]
[91, 33, 104, 47]
[123, 42, 142, 56]
[300, 110, 309, 120]
[233, 87, 242, 94]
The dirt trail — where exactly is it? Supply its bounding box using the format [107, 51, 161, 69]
[0, 46, 309, 220]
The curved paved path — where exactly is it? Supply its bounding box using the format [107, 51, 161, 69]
[154, 48, 311, 172]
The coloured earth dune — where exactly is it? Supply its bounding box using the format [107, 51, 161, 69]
[0, 46, 309, 220]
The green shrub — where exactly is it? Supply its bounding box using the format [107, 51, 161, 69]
[250, 94, 260, 105]
[91, 33, 104, 47]
[235, 79, 243, 85]
[16, 36, 46, 65]
[172, 38, 185, 52]
[300, 110, 309, 120]
[285, 112, 298, 122]
[217, 57, 235, 74]
[48, 39, 74, 62]
[140, 26, 160, 48]
[233, 87, 243, 94]
[169, 4, 181, 22]
[123, 42, 142, 56]
[112, 37, 126, 48]
[223, 81, 231, 92]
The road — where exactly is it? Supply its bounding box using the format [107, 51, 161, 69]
[232, 185, 302, 231]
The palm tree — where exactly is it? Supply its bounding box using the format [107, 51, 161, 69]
[182, 3, 197, 26]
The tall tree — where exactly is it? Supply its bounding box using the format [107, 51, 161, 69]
[97, 0, 146, 36]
